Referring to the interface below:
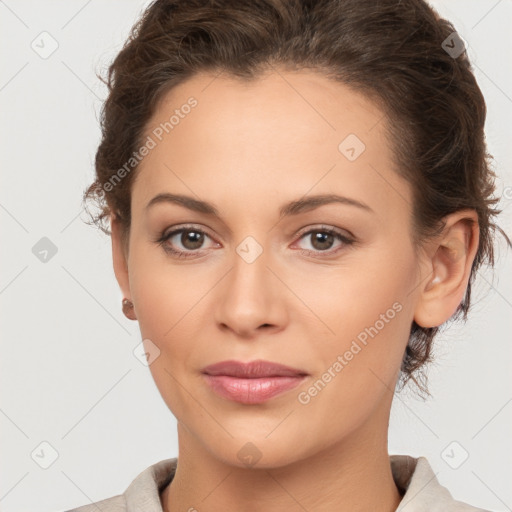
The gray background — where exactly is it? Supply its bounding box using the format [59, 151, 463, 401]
[0, 1, 511, 511]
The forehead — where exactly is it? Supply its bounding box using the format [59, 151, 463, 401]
[132, 69, 409, 220]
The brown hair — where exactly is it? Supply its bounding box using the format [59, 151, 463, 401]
[84, 0, 510, 396]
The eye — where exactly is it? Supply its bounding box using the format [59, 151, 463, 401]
[155, 224, 355, 259]
[155, 225, 218, 258]
[293, 225, 355, 257]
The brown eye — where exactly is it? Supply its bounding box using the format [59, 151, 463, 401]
[156, 225, 221, 258]
[179, 229, 205, 250]
[295, 226, 355, 257]
[309, 231, 335, 251]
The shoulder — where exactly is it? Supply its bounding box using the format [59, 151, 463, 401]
[64, 458, 178, 512]
[391, 455, 493, 512]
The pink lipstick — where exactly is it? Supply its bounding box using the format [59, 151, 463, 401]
[201, 359, 308, 404]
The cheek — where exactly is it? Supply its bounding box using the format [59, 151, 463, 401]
[129, 250, 209, 419]
[303, 242, 417, 379]
[128, 245, 221, 391]
[291, 254, 416, 444]
[129, 241, 211, 338]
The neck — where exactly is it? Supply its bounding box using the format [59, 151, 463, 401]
[162, 406, 403, 512]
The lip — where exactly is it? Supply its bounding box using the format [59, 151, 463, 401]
[202, 359, 308, 378]
[201, 359, 309, 404]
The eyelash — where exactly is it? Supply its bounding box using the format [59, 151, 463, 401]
[155, 224, 355, 259]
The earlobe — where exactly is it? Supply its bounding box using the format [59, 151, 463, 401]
[122, 297, 137, 321]
[413, 210, 479, 328]
[111, 215, 137, 320]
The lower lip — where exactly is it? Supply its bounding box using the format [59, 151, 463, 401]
[202, 374, 306, 404]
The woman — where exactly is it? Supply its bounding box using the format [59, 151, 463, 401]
[69, 0, 509, 510]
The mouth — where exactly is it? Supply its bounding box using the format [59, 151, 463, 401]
[201, 359, 309, 404]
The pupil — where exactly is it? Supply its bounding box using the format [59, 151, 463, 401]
[182, 230, 203, 249]
[312, 231, 333, 250]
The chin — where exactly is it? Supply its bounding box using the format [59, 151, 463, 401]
[199, 432, 314, 471]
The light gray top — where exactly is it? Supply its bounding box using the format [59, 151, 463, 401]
[65, 455, 491, 511]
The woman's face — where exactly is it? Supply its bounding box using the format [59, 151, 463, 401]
[116, 69, 424, 467]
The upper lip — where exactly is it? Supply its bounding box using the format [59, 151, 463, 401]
[202, 359, 309, 378]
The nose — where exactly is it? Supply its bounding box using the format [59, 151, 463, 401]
[214, 241, 288, 339]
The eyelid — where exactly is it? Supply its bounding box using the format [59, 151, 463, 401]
[161, 223, 216, 241]
[293, 223, 355, 241]
[160, 224, 353, 244]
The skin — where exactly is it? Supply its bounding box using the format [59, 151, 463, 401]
[111, 68, 479, 512]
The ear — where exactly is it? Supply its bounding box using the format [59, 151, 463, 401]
[111, 215, 137, 320]
[414, 209, 479, 328]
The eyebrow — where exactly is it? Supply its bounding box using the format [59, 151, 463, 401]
[145, 192, 374, 218]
